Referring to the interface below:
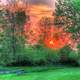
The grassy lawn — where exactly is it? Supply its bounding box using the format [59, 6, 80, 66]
[0, 67, 80, 80]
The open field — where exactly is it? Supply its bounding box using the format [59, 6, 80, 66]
[0, 66, 80, 80]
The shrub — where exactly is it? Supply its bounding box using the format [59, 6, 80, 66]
[23, 46, 60, 66]
[25, 47, 48, 65]
[59, 45, 79, 66]
[68, 51, 78, 60]
[76, 44, 80, 66]
[46, 49, 60, 64]
[0, 44, 79, 66]
[68, 51, 79, 66]
[59, 45, 72, 63]
[0, 48, 27, 66]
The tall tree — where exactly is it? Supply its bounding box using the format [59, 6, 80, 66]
[0, 0, 29, 65]
[54, 0, 80, 40]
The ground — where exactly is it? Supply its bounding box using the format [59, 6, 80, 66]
[0, 66, 80, 80]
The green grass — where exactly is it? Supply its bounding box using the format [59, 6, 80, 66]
[0, 67, 80, 80]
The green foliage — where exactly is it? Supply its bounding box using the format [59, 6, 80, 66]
[1, 2, 80, 66]
[59, 46, 72, 56]
[23, 46, 60, 65]
[59, 45, 79, 66]
[14, 11, 29, 26]
[55, 0, 80, 39]
[26, 47, 48, 65]
[72, 0, 80, 12]
[46, 49, 60, 64]
[76, 44, 80, 65]
[0, 9, 28, 66]
[59, 46, 73, 62]
[68, 51, 78, 60]
[0, 10, 7, 25]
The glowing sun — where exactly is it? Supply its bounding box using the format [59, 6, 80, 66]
[49, 40, 54, 45]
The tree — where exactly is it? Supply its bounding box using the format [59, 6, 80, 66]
[54, 0, 80, 40]
[0, 1, 29, 65]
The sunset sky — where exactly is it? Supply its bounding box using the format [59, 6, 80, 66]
[27, 0, 56, 9]
[0, 0, 56, 9]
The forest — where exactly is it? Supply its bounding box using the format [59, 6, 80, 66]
[0, 0, 80, 67]
[0, 0, 80, 80]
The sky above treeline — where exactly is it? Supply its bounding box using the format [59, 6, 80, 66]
[28, 0, 56, 8]
[0, 0, 56, 9]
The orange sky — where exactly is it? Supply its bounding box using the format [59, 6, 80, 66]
[0, 0, 77, 50]
[24, 4, 73, 49]
[28, 4, 53, 19]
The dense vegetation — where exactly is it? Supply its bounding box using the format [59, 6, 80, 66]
[0, 0, 80, 67]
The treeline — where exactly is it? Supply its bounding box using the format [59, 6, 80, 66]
[0, 0, 80, 66]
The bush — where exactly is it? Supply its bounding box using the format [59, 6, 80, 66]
[76, 44, 80, 66]
[0, 45, 59, 66]
[46, 49, 60, 64]
[22, 46, 60, 66]
[0, 44, 79, 66]
[0, 41, 28, 66]
[59, 45, 79, 66]
[59, 46, 72, 63]
[68, 51, 79, 66]
[68, 51, 78, 60]
[0, 52, 15, 66]
[25, 47, 48, 65]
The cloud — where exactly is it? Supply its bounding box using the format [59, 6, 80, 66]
[0, 0, 56, 9]
[27, 0, 56, 8]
